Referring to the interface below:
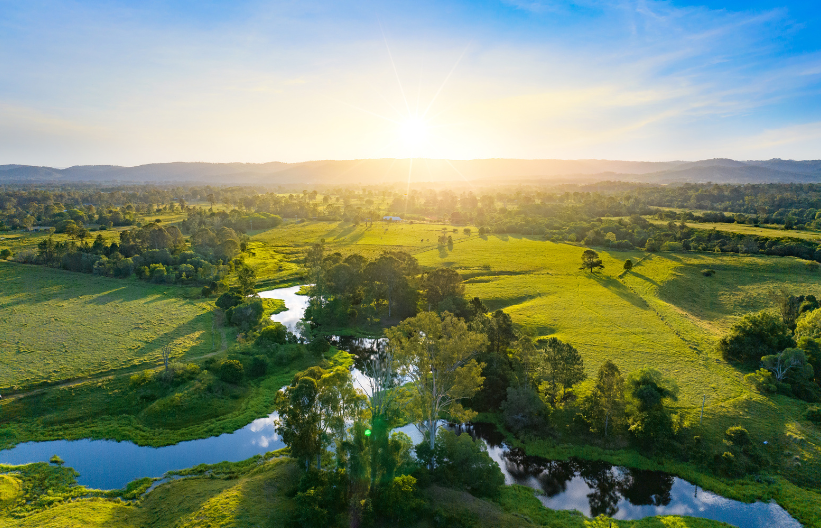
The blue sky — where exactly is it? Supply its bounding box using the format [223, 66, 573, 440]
[1, 0, 820, 165]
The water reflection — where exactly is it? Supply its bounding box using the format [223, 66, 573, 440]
[0, 411, 284, 490]
[455, 424, 800, 528]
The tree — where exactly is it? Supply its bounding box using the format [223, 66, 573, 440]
[421, 268, 464, 309]
[581, 360, 625, 437]
[386, 312, 487, 453]
[769, 288, 802, 329]
[605, 232, 616, 247]
[580, 249, 604, 273]
[485, 310, 515, 356]
[625, 368, 679, 447]
[236, 264, 257, 297]
[718, 311, 794, 363]
[206, 193, 215, 211]
[796, 307, 821, 339]
[536, 337, 586, 405]
[761, 348, 813, 382]
[275, 366, 364, 470]
[623, 259, 633, 272]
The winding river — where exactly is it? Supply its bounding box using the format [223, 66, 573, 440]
[0, 286, 802, 527]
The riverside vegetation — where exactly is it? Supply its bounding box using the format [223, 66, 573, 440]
[0, 181, 820, 527]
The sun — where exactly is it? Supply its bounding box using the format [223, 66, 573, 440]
[399, 116, 428, 156]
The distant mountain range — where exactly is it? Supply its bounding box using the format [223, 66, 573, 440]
[2, 158, 821, 185]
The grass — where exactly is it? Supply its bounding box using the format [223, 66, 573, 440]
[0, 345, 346, 449]
[646, 219, 821, 242]
[0, 262, 216, 392]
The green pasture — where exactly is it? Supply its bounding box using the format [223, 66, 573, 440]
[647, 219, 821, 242]
[0, 263, 215, 391]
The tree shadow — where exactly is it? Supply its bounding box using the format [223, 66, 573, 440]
[588, 274, 651, 310]
[629, 272, 660, 287]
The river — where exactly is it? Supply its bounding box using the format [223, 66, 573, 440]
[0, 286, 802, 527]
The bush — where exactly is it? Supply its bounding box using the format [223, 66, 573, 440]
[218, 360, 244, 384]
[702, 269, 716, 277]
[744, 368, 777, 393]
[416, 429, 504, 498]
[228, 300, 264, 331]
[216, 292, 243, 311]
[0, 249, 12, 259]
[307, 336, 330, 357]
[161, 362, 201, 384]
[248, 356, 268, 378]
[463, 228, 471, 235]
[718, 311, 794, 363]
[372, 475, 421, 523]
[257, 323, 288, 347]
[661, 241, 683, 251]
[725, 426, 751, 447]
[806, 406, 821, 424]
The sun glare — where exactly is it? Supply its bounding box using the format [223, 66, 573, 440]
[399, 116, 428, 156]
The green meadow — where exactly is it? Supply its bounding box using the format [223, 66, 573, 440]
[0, 263, 215, 392]
[647, 218, 821, 242]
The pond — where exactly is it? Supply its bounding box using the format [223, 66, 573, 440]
[0, 286, 803, 527]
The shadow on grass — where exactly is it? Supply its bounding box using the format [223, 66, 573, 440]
[588, 273, 651, 311]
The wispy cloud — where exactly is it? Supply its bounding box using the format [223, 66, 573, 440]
[0, 0, 819, 164]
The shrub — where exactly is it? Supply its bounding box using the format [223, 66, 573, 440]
[257, 323, 288, 347]
[248, 356, 268, 378]
[372, 475, 421, 523]
[806, 406, 821, 424]
[0, 249, 12, 259]
[725, 426, 751, 447]
[216, 292, 243, 311]
[463, 228, 471, 235]
[218, 360, 244, 384]
[744, 368, 777, 393]
[228, 300, 264, 331]
[623, 259, 633, 271]
[661, 241, 683, 251]
[718, 311, 794, 363]
[307, 336, 330, 357]
[416, 429, 504, 498]
[702, 269, 716, 277]
[161, 362, 201, 384]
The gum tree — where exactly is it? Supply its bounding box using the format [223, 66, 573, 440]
[386, 311, 487, 453]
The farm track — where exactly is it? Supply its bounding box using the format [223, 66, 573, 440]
[2, 326, 230, 403]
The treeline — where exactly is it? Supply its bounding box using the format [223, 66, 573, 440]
[720, 290, 821, 404]
[13, 222, 249, 287]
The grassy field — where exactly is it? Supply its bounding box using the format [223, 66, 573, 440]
[0, 263, 216, 391]
[647, 218, 821, 242]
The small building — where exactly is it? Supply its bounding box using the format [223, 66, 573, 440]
[382, 216, 402, 222]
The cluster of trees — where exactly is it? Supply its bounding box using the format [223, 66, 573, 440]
[720, 290, 820, 402]
[180, 208, 282, 235]
[304, 246, 420, 326]
[274, 310, 503, 527]
[15, 221, 245, 287]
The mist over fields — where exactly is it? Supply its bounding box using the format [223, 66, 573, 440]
[3, 158, 821, 186]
